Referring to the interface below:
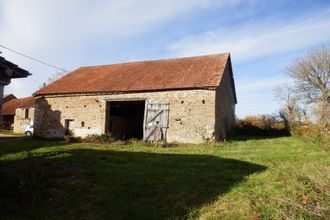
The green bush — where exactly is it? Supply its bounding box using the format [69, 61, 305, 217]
[291, 124, 330, 151]
[82, 133, 115, 144]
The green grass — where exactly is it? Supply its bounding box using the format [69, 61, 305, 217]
[0, 136, 329, 219]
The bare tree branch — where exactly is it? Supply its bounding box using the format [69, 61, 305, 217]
[286, 46, 330, 128]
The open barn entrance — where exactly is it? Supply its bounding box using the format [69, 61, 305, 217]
[106, 100, 145, 140]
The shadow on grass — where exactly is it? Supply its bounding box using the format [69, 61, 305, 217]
[0, 148, 266, 219]
[0, 137, 68, 157]
[0, 136, 23, 143]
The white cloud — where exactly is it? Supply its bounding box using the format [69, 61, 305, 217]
[167, 9, 330, 62]
[0, 0, 245, 97]
[237, 76, 293, 94]
[0, 0, 240, 56]
[234, 76, 292, 117]
[165, 8, 330, 117]
[1, 0, 329, 120]
[3, 79, 34, 98]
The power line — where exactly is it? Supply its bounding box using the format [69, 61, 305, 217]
[0, 44, 69, 73]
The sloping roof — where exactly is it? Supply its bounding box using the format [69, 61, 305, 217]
[0, 56, 31, 85]
[3, 93, 17, 103]
[1, 96, 35, 116]
[35, 53, 232, 96]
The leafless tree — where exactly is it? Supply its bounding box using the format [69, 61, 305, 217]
[274, 84, 301, 130]
[39, 71, 67, 89]
[47, 71, 66, 84]
[287, 46, 330, 129]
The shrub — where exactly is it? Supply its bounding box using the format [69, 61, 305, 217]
[63, 130, 81, 143]
[234, 115, 289, 137]
[82, 133, 115, 144]
[291, 124, 330, 151]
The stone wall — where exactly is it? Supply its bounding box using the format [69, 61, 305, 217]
[0, 85, 3, 127]
[34, 89, 218, 143]
[13, 107, 34, 133]
[215, 65, 236, 140]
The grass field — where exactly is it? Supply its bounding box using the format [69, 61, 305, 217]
[0, 136, 329, 219]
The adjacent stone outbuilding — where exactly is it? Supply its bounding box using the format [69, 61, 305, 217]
[34, 53, 237, 143]
[1, 96, 34, 132]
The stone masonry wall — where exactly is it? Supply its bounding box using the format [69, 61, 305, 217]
[0, 85, 4, 127]
[215, 65, 236, 140]
[34, 89, 217, 143]
[13, 107, 35, 133]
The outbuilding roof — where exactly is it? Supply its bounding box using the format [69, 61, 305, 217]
[0, 56, 31, 85]
[2, 93, 17, 103]
[1, 96, 35, 116]
[35, 53, 234, 97]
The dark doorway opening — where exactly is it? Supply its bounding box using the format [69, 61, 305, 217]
[64, 119, 74, 135]
[107, 100, 145, 140]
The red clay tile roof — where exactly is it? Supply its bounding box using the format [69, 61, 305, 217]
[35, 53, 231, 96]
[1, 96, 35, 116]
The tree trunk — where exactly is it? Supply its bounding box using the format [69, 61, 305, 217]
[319, 95, 329, 129]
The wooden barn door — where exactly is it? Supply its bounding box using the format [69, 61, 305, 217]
[143, 101, 169, 143]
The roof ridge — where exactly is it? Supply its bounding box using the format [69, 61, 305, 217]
[6, 96, 33, 102]
[78, 53, 230, 69]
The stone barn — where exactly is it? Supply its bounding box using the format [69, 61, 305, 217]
[33, 53, 237, 143]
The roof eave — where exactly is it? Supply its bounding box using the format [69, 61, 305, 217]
[34, 86, 219, 97]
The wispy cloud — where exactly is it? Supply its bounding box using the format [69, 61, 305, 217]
[1, 0, 330, 118]
[0, 0, 242, 57]
[165, 5, 330, 117]
[167, 8, 330, 62]
[0, 0, 246, 97]
[233, 76, 293, 117]
[237, 77, 293, 94]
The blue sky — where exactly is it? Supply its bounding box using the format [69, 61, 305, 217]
[1, 0, 330, 118]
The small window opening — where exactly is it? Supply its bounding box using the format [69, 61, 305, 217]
[84, 105, 87, 108]
[202, 100, 205, 104]
[24, 109, 29, 118]
[181, 101, 184, 104]
[81, 122, 85, 127]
